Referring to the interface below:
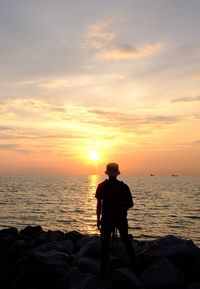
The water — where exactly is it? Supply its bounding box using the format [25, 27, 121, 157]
[0, 175, 200, 246]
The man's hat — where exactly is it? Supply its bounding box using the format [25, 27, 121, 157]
[105, 162, 120, 176]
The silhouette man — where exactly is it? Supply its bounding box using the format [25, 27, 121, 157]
[95, 162, 136, 274]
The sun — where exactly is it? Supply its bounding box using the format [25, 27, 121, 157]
[88, 151, 100, 161]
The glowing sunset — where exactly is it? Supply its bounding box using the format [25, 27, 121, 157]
[0, 0, 200, 176]
[1, 3, 200, 286]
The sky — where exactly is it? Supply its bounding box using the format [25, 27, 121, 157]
[0, 0, 200, 176]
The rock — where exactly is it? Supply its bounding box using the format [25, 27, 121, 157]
[111, 267, 143, 289]
[75, 235, 97, 252]
[139, 235, 200, 260]
[9, 260, 59, 289]
[109, 256, 129, 270]
[110, 240, 129, 265]
[33, 249, 70, 275]
[0, 227, 200, 289]
[4, 239, 28, 260]
[188, 281, 200, 289]
[61, 267, 85, 289]
[32, 240, 69, 254]
[31, 230, 64, 246]
[74, 238, 101, 263]
[65, 230, 83, 244]
[141, 257, 185, 289]
[19, 225, 43, 239]
[77, 256, 100, 274]
[59, 239, 74, 255]
[138, 235, 200, 277]
[0, 227, 18, 239]
[0, 235, 18, 254]
[81, 273, 113, 289]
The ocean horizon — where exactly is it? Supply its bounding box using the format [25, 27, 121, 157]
[0, 175, 200, 246]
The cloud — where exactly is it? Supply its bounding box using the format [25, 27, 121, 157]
[0, 143, 32, 153]
[88, 109, 179, 131]
[191, 140, 200, 145]
[171, 96, 200, 103]
[84, 19, 162, 61]
[100, 43, 162, 60]
[192, 73, 200, 80]
[84, 19, 115, 49]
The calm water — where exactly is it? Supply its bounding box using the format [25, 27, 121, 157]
[0, 175, 200, 246]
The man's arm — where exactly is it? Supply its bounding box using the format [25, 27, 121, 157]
[123, 183, 134, 210]
[95, 183, 102, 230]
[96, 198, 101, 230]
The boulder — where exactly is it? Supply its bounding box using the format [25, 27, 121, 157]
[139, 235, 200, 260]
[75, 235, 97, 251]
[138, 235, 200, 277]
[19, 225, 43, 239]
[188, 281, 200, 289]
[59, 239, 74, 255]
[65, 230, 83, 244]
[4, 239, 28, 260]
[8, 260, 59, 289]
[33, 249, 70, 275]
[141, 257, 185, 289]
[32, 239, 73, 255]
[77, 256, 100, 274]
[31, 230, 64, 246]
[81, 273, 113, 289]
[111, 267, 143, 289]
[0, 227, 200, 289]
[61, 267, 85, 289]
[74, 238, 101, 263]
[110, 240, 129, 265]
[0, 227, 18, 239]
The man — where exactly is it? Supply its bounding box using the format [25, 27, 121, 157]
[95, 162, 136, 274]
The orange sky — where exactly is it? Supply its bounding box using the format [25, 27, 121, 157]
[0, 1, 200, 176]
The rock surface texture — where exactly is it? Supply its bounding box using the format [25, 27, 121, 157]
[0, 226, 199, 289]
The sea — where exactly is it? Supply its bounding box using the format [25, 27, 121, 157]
[0, 175, 200, 246]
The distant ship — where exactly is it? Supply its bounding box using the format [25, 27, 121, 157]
[171, 174, 178, 177]
[150, 174, 154, 176]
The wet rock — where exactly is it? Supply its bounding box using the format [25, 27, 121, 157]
[141, 257, 185, 289]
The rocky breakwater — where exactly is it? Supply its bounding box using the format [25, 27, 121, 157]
[0, 226, 200, 289]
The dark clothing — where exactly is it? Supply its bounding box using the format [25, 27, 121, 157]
[95, 178, 135, 271]
[95, 179, 133, 221]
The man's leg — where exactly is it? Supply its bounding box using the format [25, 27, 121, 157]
[100, 222, 112, 274]
[117, 219, 136, 265]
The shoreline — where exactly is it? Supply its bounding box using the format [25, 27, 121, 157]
[0, 226, 200, 289]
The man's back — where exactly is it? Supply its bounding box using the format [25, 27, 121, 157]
[95, 178, 133, 221]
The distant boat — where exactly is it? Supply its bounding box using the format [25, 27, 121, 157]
[171, 174, 178, 177]
[150, 174, 154, 176]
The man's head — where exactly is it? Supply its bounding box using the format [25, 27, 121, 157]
[105, 162, 120, 177]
